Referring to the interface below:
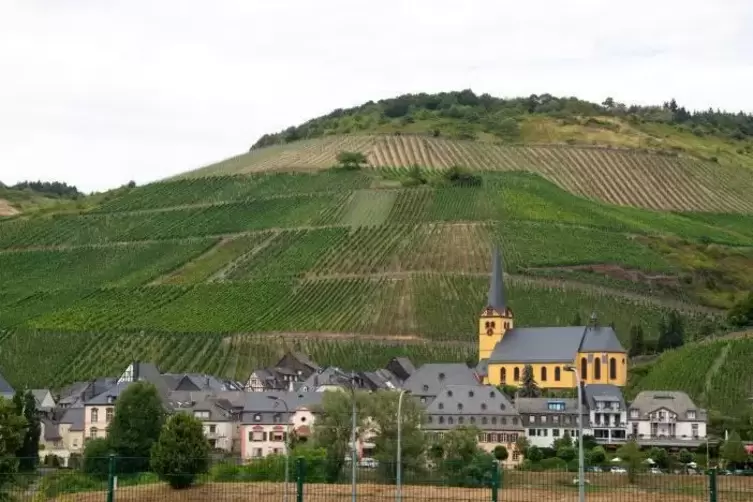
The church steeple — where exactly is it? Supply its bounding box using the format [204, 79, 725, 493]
[487, 246, 507, 312]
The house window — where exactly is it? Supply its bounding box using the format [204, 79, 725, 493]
[482, 417, 488, 425]
[254, 414, 261, 422]
[89, 427, 98, 439]
[491, 417, 497, 425]
[594, 358, 602, 380]
[249, 431, 266, 442]
[580, 358, 587, 381]
[692, 424, 699, 437]
[448, 417, 454, 425]
[439, 416, 445, 424]
[91, 408, 99, 422]
[458, 417, 465, 425]
[273, 414, 281, 423]
[552, 429, 560, 437]
[513, 367, 520, 381]
[106, 408, 114, 424]
[630, 409, 638, 419]
[209, 425, 217, 434]
[194, 411, 210, 420]
[500, 367, 506, 384]
[541, 367, 547, 382]
[554, 367, 561, 381]
[688, 411, 696, 420]
[609, 357, 617, 380]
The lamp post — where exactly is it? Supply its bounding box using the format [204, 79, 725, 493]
[330, 369, 359, 502]
[396, 389, 410, 502]
[565, 364, 585, 502]
[267, 395, 291, 502]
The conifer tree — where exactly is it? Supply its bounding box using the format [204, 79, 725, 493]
[519, 364, 541, 398]
[628, 325, 645, 357]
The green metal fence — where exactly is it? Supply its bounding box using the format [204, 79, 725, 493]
[6, 458, 753, 501]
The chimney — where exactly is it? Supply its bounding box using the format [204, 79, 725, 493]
[589, 312, 599, 329]
[206, 376, 210, 390]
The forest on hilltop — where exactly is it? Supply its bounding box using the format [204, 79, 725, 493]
[251, 91, 753, 150]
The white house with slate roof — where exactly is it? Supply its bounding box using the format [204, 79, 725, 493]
[516, 397, 591, 448]
[627, 391, 707, 447]
[476, 248, 628, 389]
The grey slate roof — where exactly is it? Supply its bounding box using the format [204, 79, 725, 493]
[41, 418, 61, 441]
[578, 326, 626, 353]
[584, 384, 626, 409]
[31, 389, 54, 409]
[424, 385, 521, 430]
[173, 396, 234, 422]
[386, 357, 416, 382]
[163, 373, 244, 392]
[489, 327, 585, 363]
[60, 408, 85, 431]
[629, 391, 707, 421]
[402, 363, 480, 400]
[0, 371, 15, 398]
[86, 382, 133, 405]
[241, 391, 324, 425]
[487, 247, 507, 312]
[300, 367, 342, 390]
[515, 397, 588, 428]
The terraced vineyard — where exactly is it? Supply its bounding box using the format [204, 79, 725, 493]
[179, 135, 753, 213]
[0, 166, 751, 390]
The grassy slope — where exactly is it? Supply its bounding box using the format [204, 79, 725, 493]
[0, 168, 748, 389]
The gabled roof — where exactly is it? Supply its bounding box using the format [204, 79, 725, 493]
[584, 384, 626, 409]
[487, 246, 507, 312]
[426, 385, 518, 416]
[629, 391, 707, 421]
[0, 371, 15, 396]
[489, 327, 585, 363]
[280, 352, 321, 372]
[300, 367, 342, 390]
[402, 363, 480, 399]
[242, 391, 325, 424]
[578, 325, 625, 353]
[86, 382, 133, 405]
[31, 389, 55, 409]
[41, 418, 61, 441]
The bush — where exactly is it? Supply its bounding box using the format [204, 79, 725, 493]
[539, 457, 567, 470]
[151, 413, 210, 489]
[82, 438, 111, 480]
[442, 166, 482, 186]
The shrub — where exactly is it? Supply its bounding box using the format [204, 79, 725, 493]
[82, 438, 111, 480]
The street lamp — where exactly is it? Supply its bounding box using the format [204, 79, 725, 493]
[267, 395, 291, 502]
[396, 389, 411, 502]
[330, 369, 359, 502]
[564, 364, 585, 502]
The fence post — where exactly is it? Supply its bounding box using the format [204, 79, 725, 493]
[295, 456, 305, 502]
[491, 461, 500, 502]
[106, 454, 116, 502]
[708, 467, 717, 502]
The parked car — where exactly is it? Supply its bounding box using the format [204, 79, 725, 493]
[358, 457, 378, 469]
[611, 466, 627, 474]
[649, 467, 663, 475]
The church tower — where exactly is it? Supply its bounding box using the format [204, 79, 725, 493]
[478, 246, 514, 360]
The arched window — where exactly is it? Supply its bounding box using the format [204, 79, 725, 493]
[580, 357, 587, 381]
[500, 367, 507, 383]
[89, 427, 98, 439]
[554, 367, 561, 381]
[513, 367, 520, 381]
[609, 357, 617, 380]
[541, 366, 547, 382]
[485, 321, 490, 328]
[594, 358, 602, 380]
[491, 321, 496, 328]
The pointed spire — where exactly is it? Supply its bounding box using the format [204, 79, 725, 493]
[487, 246, 507, 312]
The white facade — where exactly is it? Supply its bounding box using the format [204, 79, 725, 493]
[525, 425, 594, 448]
[84, 404, 115, 440]
[589, 398, 628, 445]
[241, 407, 315, 459]
[199, 418, 236, 451]
[628, 407, 706, 441]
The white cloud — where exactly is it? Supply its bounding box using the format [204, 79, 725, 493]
[1, 0, 751, 192]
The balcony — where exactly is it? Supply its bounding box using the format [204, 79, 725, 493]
[590, 421, 626, 429]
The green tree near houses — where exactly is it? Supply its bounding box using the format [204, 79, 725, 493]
[658, 311, 685, 351]
[13, 390, 40, 472]
[721, 431, 748, 469]
[519, 364, 541, 398]
[107, 381, 166, 474]
[628, 325, 646, 357]
[151, 413, 210, 489]
[0, 397, 26, 495]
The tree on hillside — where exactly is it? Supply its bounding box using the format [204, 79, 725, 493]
[728, 292, 753, 327]
[151, 413, 210, 489]
[335, 151, 368, 170]
[13, 391, 40, 471]
[657, 311, 685, 351]
[107, 381, 165, 474]
[0, 397, 26, 494]
[721, 431, 748, 469]
[628, 324, 646, 357]
[572, 312, 582, 326]
[519, 364, 541, 398]
[366, 391, 426, 482]
[311, 389, 368, 483]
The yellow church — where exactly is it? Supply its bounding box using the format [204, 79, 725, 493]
[476, 248, 628, 389]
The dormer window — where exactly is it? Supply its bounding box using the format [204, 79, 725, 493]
[469, 391, 474, 398]
[630, 409, 638, 419]
[423, 384, 429, 392]
[438, 373, 445, 381]
[688, 411, 696, 420]
[481, 403, 487, 411]
[438, 403, 444, 410]
[254, 414, 261, 422]
[457, 403, 463, 411]
[447, 390, 453, 397]
[489, 391, 495, 398]
[500, 403, 506, 410]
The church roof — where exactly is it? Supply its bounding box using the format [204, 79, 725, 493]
[487, 246, 506, 312]
[488, 325, 624, 364]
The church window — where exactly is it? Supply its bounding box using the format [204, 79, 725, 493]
[500, 367, 506, 383]
[609, 357, 617, 380]
[485, 321, 490, 328]
[491, 322, 496, 328]
[541, 367, 547, 382]
[554, 367, 561, 381]
[580, 358, 587, 381]
[594, 358, 602, 380]
[513, 367, 520, 381]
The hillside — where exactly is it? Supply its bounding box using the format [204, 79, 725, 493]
[0, 181, 86, 216]
[1, 91, 752, 397]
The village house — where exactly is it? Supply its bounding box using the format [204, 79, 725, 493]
[627, 391, 707, 448]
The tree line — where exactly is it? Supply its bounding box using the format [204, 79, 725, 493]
[1, 180, 83, 199]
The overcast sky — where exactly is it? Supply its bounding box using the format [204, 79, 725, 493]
[1, 0, 752, 192]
